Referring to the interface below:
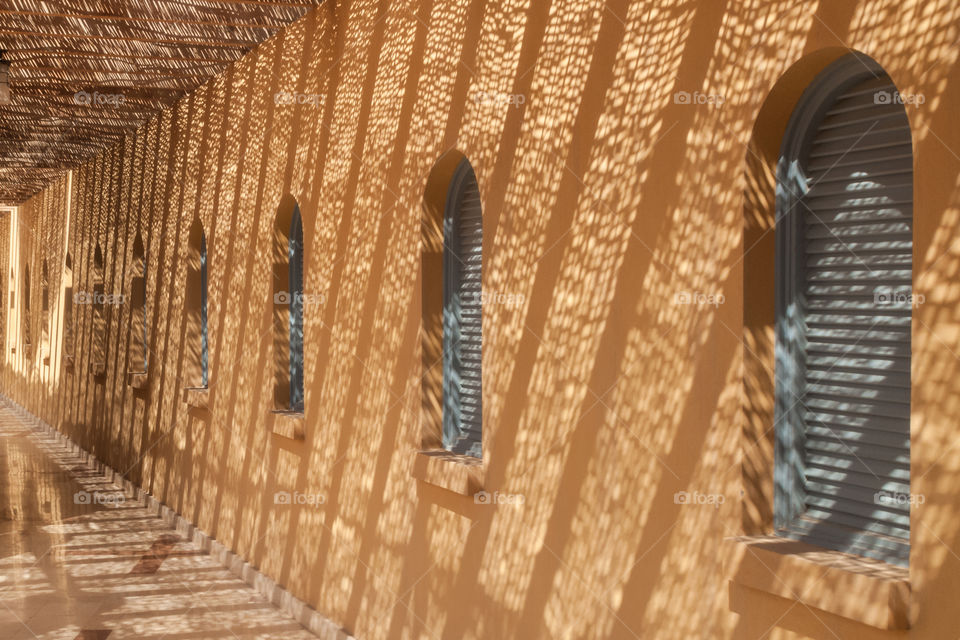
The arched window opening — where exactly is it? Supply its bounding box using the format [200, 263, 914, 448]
[774, 54, 912, 566]
[130, 235, 148, 373]
[92, 245, 106, 372]
[8, 269, 13, 355]
[185, 220, 208, 388]
[21, 263, 31, 359]
[40, 260, 48, 312]
[40, 259, 50, 363]
[442, 158, 483, 457]
[63, 252, 74, 367]
[289, 209, 305, 412]
[272, 196, 305, 413]
[201, 234, 208, 387]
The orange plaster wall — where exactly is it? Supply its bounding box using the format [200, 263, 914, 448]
[4, 1, 960, 638]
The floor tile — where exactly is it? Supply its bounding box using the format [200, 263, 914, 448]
[0, 407, 316, 639]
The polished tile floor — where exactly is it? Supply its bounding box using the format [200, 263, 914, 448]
[0, 404, 317, 639]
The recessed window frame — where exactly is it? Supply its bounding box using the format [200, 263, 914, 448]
[288, 208, 305, 413]
[184, 219, 209, 390]
[130, 234, 148, 374]
[92, 244, 106, 370]
[441, 158, 484, 458]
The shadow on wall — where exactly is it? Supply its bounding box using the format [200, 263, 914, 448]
[3, 1, 960, 640]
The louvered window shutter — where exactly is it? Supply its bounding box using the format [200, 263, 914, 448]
[289, 207, 305, 412]
[442, 159, 483, 458]
[775, 56, 912, 566]
[200, 233, 209, 387]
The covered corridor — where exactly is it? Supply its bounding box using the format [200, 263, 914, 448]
[3, 0, 960, 639]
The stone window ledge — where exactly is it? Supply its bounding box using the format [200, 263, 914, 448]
[412, 449, 483, 496]
[723, 535, 911, 630]
[270, 411, 305, 441]
[127, 371, 148, 389]
[183, 386, 209, 409]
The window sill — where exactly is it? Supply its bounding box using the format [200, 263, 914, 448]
[127, 371, 148, 389]
[412, 450, 483, 496]
[723, 535, 911, 630]
[270, 411, 305, 441]
[183, 387, 209, 409]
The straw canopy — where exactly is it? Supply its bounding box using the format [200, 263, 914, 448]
[0, 0, 320, 205]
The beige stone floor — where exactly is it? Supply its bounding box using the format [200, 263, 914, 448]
[0, 404, 317, 640]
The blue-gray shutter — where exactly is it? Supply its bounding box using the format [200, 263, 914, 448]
[442, 159, 483, 457]
[775, 58, 912, 566]
[200, 233, 208, 387]
[289, 207, 305, 412]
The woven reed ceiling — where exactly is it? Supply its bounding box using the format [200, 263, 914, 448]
[0, 0, 321, 205]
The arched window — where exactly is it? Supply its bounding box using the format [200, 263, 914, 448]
[201, 234, 208, 386]
[21, 263, 31, 359]
[7, 267, 14, 355]
[289, 210, 304, 412]
[40, 260, 48, 312]
[40, 259, 50, 363]
[92, 245, 106, 372]
[185, 220, 208, 388]
[272, 197, 305, 412]
[130, 235, 147, 373]
[774, 54, 912, 566]
[442, 158, 483, 457]
[63, 252, 74, 367]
